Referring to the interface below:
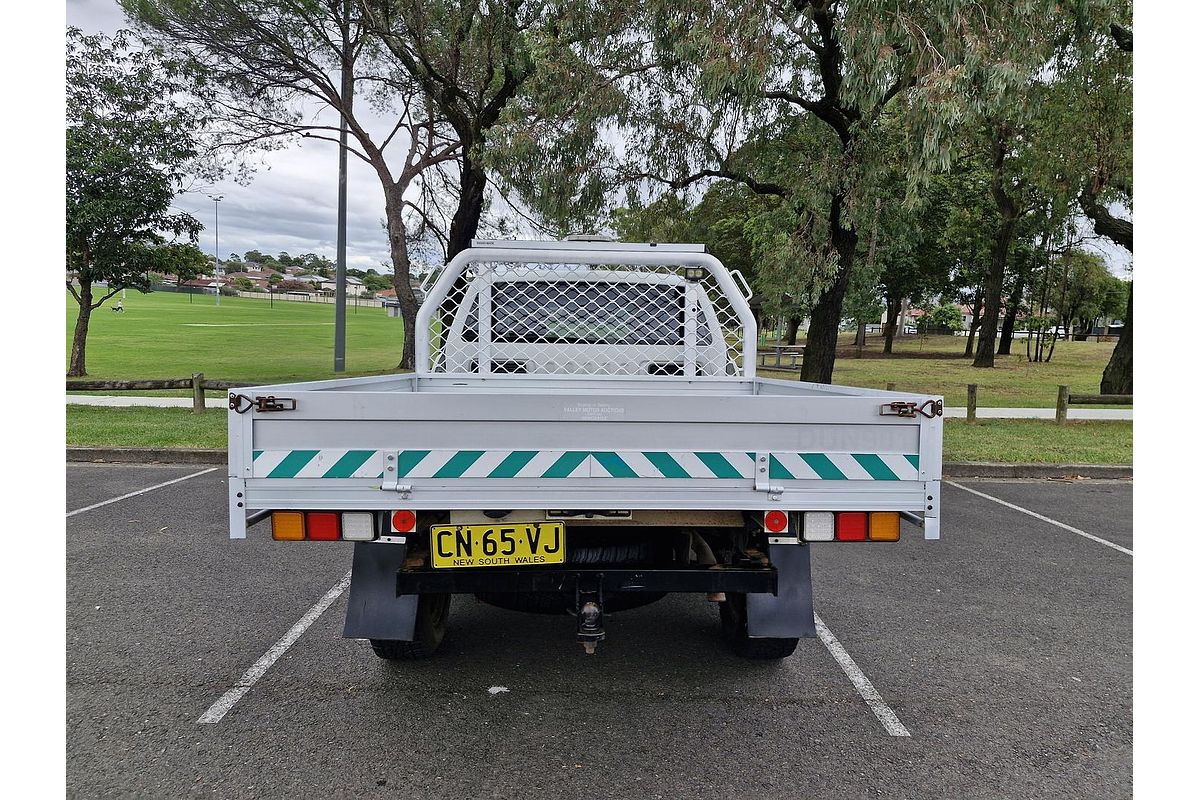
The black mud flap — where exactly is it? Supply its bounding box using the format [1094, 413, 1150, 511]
[746, 543, 816, 638]
[342, 542, 419, 641]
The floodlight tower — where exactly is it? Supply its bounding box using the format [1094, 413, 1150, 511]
[209, 195, 224, 306]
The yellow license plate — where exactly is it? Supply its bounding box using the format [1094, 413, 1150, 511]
[430, 523, 565, 569]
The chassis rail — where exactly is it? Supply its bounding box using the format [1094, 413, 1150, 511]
[396, 565, 778, 595]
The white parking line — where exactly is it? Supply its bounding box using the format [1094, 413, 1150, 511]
[198, 570, 353, 724]
[814, 613, 911, 737]
[946, 480, 1132, 556]
[66, 467, 219, 517]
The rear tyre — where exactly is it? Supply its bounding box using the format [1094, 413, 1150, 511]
[370, 593, 451, 660]
[719, 592, 799, 660]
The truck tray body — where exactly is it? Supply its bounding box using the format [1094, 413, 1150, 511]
[227, 373, 942, 538]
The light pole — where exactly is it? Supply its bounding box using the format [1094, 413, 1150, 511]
[208, 195, 223, 306]
[333, 6, 352, 372]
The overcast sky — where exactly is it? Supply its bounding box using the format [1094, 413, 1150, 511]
[68, 0, 409, 272]
[67, 0, 1131, 278]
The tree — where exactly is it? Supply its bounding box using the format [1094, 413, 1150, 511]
[66, 28, 213, 376]
[923, 302, 964, 333]
[170, 245, 210, 286]
[126, 0, 464, 369]
[589, 3, 1059, 383]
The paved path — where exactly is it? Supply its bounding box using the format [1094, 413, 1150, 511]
[66, 393, 1134, 419]
[66, 463, 1131, 798]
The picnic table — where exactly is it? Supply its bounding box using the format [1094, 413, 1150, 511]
[758, 343, 805, 370]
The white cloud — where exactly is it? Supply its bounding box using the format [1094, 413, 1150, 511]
[69, 0, 398, 272]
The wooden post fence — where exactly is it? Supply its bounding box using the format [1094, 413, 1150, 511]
[966, 384, 977, 423]
[192, 373, 205, 414]
[1056, 385, 1070, 425]
[67, 377, 237, 415]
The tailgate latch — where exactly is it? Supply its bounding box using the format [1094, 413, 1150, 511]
[880, 399, 942, 419]
[229, 393, 297, 413]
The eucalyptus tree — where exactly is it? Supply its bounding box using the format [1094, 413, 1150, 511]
[1066, 16, 1131, 393]
[124, 0, 464, 369]
[358, 0, 642, 252]
[66, 28, 213, 376]
[603, 1, 1058, 383]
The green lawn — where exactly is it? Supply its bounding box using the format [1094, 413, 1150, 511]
[67, 289, 406, 384]
[66, 290, 1130, 463]
[66, 405, 1132, 464]
[762, 332, 1119, 408]
[942, 419, 1131, 464]
[69, 290, 1116, 407]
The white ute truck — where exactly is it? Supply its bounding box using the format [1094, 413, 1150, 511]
[226, 239, 943, 659]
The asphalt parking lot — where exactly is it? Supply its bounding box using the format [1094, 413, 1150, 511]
[66, 463, 1131, 799]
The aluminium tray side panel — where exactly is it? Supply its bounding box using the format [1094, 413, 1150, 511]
[230, 382, 943, 535]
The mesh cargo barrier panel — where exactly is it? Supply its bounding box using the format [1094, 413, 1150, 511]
[425, 261, 749, 378]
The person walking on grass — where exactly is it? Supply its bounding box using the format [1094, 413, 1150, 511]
[113, 299, 124, 313]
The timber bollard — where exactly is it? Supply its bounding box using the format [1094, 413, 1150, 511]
[192, 372, 205, 414]
[886, 382, 897, 392]
[1056, 385, 1069, 425]
[967, 384, 977, 423]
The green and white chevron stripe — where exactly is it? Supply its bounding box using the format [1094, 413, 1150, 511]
[252, 449, 384, 479]
[252, 449, 920, 481]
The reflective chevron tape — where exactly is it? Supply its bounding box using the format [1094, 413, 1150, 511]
[769, 452, 919, 481]
[251, 449, 384, 479]
[252, 449, 919, 480]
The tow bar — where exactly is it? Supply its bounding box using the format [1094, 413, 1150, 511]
[576, 586, 605, 655]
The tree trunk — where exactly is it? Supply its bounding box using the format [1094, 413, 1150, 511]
[964, 290, 983, 357]
[447, 152, 487, 259]
[1080, 184, 1133, 395]
[974, 126, 1020, 368]
[383, 186, 419, 370]
[1100, 283, 1132, 394]
[68, 280, 93, 377]
[882, 295, 901, 355]
[784, 317, 800, 346]
[800, 197, 857, 384]
[997, 257, 1029, 356]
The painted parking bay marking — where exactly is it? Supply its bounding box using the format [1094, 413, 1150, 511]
[198, 571, 353, 724]
[66, 467, 219, 518]
[814, 613, 911, 737]
[946, 481, 1132, 556]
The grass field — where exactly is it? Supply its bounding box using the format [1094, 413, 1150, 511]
[65, 405, 1132, 464]
[66, 289, 1131, 463]
[69, 290, 1116, 407]
[764, 332, 1119, 408]
[67, 290, 405, 384]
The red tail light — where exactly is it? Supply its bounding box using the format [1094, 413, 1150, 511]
[763, 510, 790, 533]
[307, 512, 341, 541]
[391, 509, 417, 533]
[835, 512, 867, 541]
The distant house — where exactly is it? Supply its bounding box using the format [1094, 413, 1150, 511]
[181, 277, 226, 294]
[317, 275, 367, 297]
[286, 274, 370, 297]
[223, 271, 270, 289]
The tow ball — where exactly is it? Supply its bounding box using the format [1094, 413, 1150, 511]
[576, 590, 605, 655]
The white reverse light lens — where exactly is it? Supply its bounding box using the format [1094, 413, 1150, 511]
[803, 512, 835, 542]
[341, 512, 377, 542]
